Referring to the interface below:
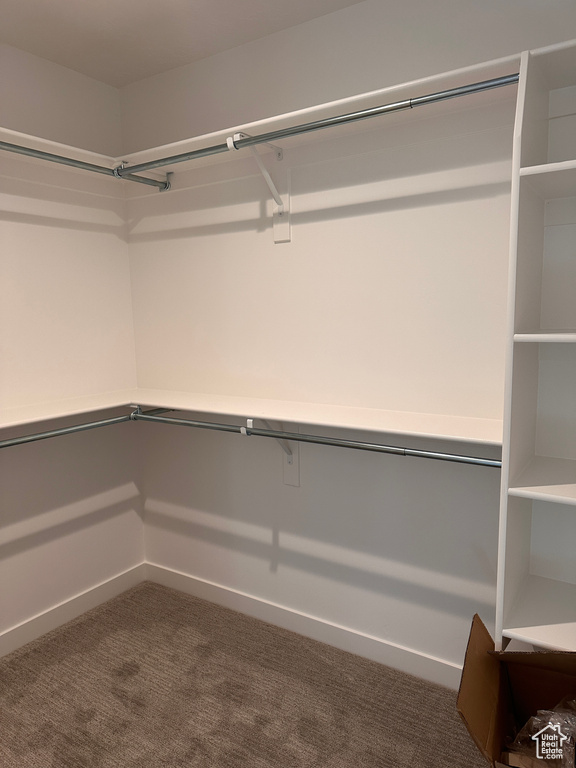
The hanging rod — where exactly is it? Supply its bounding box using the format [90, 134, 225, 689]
[0, 406, 501, 467]
[130, 410, 502, 468]
[118, 73, 519, 178]
[0, 140, 170, 191]
[0, 413, 132, 449]
[0, 408, 169, 450]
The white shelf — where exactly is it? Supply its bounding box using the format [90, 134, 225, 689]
[0, 388, 503, 446]
[509, 485, 576, 506]
[133, 389, 503, 445]
[503, 575, 576, 650]
[120, 54, 520, 182]
[514, 332, 576, 342]
[531, 39, 576, 91]
[509, 456, 576, 505]
[0, 390, 139, 431]
[519, 161, 576, 198]
[504, 622, 576, 651]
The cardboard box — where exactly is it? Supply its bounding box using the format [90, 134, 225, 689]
[457, 615, 576, 767]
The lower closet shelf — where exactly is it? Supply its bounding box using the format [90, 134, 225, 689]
[502, 575, 576, 650]
[504, 622, 576, 651]
[0, 389, 504, 446]
[508, 456, 576, 506]
[133, 389, 504, 446]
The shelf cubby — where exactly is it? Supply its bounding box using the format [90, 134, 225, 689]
[501, 496, 576, 650]
[509, 455, 576, 506]
[520, 42, 576, 169]
[514, 169, 576, 335]
[508, 343, 576, 502]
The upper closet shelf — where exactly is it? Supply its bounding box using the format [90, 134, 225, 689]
[120, 55, 520, 183]
[0, 389, 503, 447]
[0, 390, 138, 431]
[0, 53, 520, 194]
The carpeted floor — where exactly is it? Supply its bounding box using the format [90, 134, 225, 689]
[0, 582, 484, 767]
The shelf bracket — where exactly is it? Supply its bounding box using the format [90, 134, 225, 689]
[261, 420, 293, 458]
[227, 132, 291, 243]
[240, 418, 293, 459]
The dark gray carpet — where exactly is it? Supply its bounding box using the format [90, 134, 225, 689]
[0, 582, 484, 767]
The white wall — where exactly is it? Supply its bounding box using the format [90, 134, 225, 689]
[128, 100, 513, 420]
[0, 417, 143, 655]
[0, 45, 122, 155]
[121, 0, 576, 151]
[141, 421, 501, 686]
[0, 153, 136, 410]
[0, 151, 139, 652]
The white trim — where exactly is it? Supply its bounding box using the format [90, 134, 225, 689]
[0, 564, 146, 658]
[0, 560, 463, 688]
[144, 563, 463, 690]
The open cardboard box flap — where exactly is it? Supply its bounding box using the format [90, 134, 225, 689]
[457, 614, 507, 763]
[458, 615, 576, 766]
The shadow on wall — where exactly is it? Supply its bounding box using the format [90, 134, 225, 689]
[0, 157, 127, 240]
[0, 421, 142, 534]
[144, 501, 495, 620]
[139, 421, 500, 622]
[124, 104, 514, 242]
[126, 179, 511, 244]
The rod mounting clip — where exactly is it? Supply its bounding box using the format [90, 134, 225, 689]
[129, 405, 142, 420]
[240, 418, 253, 436]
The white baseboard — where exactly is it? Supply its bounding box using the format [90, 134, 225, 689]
[0, 561, 462, 689]
[144, 563, 462, 690]
[0, 564, 147, 658]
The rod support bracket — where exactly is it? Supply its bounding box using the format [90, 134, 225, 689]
[261, 420, 293, 457]
[113, 163, 172, 192]
[227, 132, 290, 243]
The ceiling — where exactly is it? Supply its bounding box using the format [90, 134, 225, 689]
[0, 0, 366, 88]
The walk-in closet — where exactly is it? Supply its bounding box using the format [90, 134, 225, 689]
[1, 4, 575, 764]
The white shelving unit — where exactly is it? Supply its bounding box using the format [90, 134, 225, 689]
[497, 40, 576, 650]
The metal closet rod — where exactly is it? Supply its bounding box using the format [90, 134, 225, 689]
[0, 73, 518, 187]
[0, 408, 168, 450]
[0, 406, 501, 467]
[118, 73, 519, 177]
[130, 410, 502, 468]
[0, 140, 170, 191]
